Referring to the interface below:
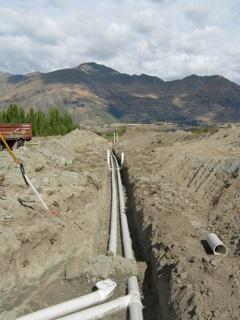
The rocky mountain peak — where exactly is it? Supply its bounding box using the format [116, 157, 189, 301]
[75, 62, 119, 75]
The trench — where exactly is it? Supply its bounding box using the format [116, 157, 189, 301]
[5, 146, 176, 320]
[115, 152, 177, 320]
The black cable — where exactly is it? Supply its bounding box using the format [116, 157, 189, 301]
[19, 163, 29, 186]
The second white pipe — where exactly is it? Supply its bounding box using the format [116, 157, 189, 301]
[58, 295, 132, 320]
[17, 279, 116, 320]
[113, 154, 143, 320]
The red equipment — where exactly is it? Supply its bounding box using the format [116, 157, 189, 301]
[0, 123, 32, 150]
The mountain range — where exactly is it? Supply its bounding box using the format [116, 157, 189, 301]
[1, 62, 240, 125]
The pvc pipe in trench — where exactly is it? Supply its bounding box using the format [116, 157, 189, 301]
[17, 279, 116, 320]
[113, 156, 134, 260]
[58, 295, 132, 320]
[206, 233, 227, 256]
[108, 154, 118, 255]
[112, 154, 143, 320]
[128, 276, 143, 320]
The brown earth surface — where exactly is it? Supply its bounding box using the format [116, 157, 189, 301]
[0, 129, 138, 320]
[1, 125, 240, 320]
[115, 124, 240, 320]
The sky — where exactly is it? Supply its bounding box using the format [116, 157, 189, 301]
[0, 0, 239, 83]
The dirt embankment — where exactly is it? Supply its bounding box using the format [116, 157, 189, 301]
[115, 125, 240, 320]
[0, 129, 137, 320]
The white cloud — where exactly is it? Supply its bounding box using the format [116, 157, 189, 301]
[0, 0, 239, 83]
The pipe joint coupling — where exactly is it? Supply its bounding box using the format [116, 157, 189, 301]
[129, 294, 142, 307]
[96, 279, 117, 300]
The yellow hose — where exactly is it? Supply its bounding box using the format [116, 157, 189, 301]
[0, 132, 20, 165]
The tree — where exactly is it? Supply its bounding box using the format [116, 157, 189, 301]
[0, 105, 78, 136]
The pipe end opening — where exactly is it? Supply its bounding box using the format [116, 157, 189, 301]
[214, 245, 227, 255]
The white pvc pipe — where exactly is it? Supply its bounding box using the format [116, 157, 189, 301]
[58, 295, 132, 320]
[206, 233, 227, 256]
[108, 154, 118, 255]
[121, 152, 124, 167]
[113, 132, 116, 144]
[17, 279, 116, 320]
[111, 154, 143, 320]
[128, 276, 143, 320]
[113, 157, 134, 260]
[24, 174, 49, 211]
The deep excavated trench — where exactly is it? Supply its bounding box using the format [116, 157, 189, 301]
[114, 151, 172, 320]
[122, 172, 173, 320]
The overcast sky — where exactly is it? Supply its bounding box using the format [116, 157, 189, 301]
[0, 0, 239, 82]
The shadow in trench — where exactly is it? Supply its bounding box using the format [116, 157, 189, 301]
[119, 163, 161, 319]
[115, 151, 178, 320]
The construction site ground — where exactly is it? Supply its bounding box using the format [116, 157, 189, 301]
[0, 130, 138, 320]
[115, 124, 240, 320]
[1, 125, 240, 319]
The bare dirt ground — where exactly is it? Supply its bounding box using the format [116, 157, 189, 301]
[0, 129, 137, 320]
[115, 124, 240, 320]
[2, 124, 240, 320]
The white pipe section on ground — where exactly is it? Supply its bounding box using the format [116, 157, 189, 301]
[17, 279, 116, 320]
[58, 295, 132, 320]
[121, 152, 124, 167]
[206, 233, 227, 256]
[108, 154, 118, 256]
[113, 132, 116, 144]
[112, 154, 144, 320]
[24, 174, 49, 211]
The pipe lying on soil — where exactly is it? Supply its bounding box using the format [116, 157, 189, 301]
[206, 233, 227, 256]
[17, 279, 116, 320]
[58, 294, 132, 320]
[121, 152, 124, 167]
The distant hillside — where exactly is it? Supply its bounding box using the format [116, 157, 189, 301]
[0, 62, 240, 125]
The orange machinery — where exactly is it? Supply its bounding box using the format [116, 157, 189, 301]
[0, 123, 32, 150]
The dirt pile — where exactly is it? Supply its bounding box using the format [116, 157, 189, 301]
[0, 129, 130, 319]
[115, 124, 240, 320]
